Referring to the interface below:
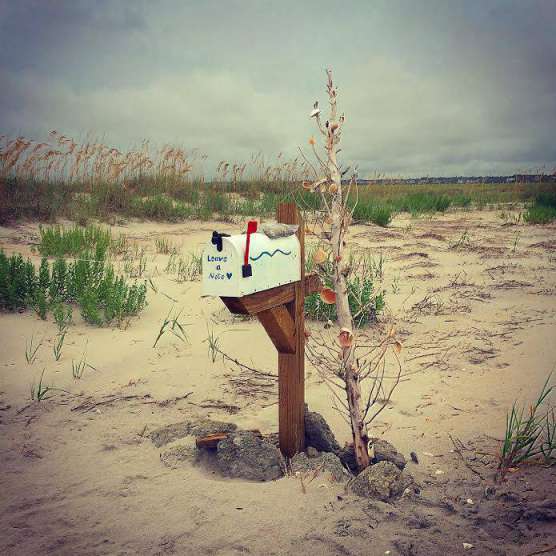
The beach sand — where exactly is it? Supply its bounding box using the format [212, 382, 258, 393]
[1, 210, 555, 555]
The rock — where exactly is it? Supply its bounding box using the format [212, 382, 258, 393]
[216, 431, 284, 481]
[261, 223, 298, 238]
[160, 442, 198, 468]
[291, 452, 351, 482]
[306, 446, 320, 458]
[149, 418, 237, 447]
[370, 438, 406, 470]
[350, 461, 414, 501]
[338, 445, 358, 473]
[304, 405, 341, 454]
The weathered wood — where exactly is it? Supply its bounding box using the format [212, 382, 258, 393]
[221, 282, 296, 315]
[196, 430, 262, 450]
[257, 305, 296, 354]
[220, 273, 321, 316]
[276, 203, 305, 457]
[304, 272, 322, 296]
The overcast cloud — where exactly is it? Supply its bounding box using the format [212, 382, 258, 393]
[1, 0, 555, 177]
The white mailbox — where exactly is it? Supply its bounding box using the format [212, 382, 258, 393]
[201, 224, 300, 298]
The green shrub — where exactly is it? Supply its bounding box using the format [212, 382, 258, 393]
[305, 251, 385, 327]
[351, 201, 393, 227]
[38, 224, 112, 257]
[0, 249, 147, 327]
[524, 192, 556, 224]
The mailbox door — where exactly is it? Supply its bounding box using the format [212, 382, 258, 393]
[201, 237, 242, 297]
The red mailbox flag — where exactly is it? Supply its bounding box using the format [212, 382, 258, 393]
[242, 220, 257, 277]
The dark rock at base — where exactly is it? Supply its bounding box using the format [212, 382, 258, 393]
[304, 405, 342, 454]
[337, 445, 358, 473]
[306, 446, 320, 458]
[149, 418, 237, 447]
[291, 451, 352, 482]
[350, 461, 414, 501]
[370, 437, 407, 470]
[216, 431, 284, 481]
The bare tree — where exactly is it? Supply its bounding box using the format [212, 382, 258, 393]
[302, 69, 402, 471]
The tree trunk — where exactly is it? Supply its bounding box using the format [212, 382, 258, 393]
[327, 104, 370, 471]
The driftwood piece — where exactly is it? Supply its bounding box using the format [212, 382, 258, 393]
[196, 429, 262, 450]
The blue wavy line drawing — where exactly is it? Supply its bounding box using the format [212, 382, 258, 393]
[250, 248, 291, 262]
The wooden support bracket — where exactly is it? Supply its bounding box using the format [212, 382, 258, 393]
[257, 305, 296, 354]
[220, 273, 321, 316]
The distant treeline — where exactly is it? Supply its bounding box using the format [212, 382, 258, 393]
[357, 174, 556, 185]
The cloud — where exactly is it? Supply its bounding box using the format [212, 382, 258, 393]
[1, 0, 555, 177]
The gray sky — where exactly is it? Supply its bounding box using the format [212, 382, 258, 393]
[1, 0, 555, 177]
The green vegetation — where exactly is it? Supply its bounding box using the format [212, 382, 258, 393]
[53, 331, 66, 361]
[38, 223, 112, 257]
[153, 306, 189, 347]
[29, 368, 68, 401]
[0, 248, 147, 327]
[155, 237, 177, 255]
[2, 132, 555, 228]
[497, 373, 555, 481]
[523, 192, 556, 224]
[305, 249, 385, 327]
[25, 333, 42, 365]
[165, 252, 202, 282]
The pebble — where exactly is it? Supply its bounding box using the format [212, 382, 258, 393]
[463, 542, 474, 550]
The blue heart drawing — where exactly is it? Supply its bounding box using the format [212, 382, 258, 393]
[226, 272, 232, 279]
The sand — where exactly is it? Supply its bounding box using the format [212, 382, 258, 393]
[1, 210, 555, 555]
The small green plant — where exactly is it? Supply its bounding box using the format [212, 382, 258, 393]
[129, 247, 147, 278]
[164, 252, 178, 274]
[449, 229, 472, 250]
[30, 369, 54, 401]
[53, 331, 66, 361]
[155, 237, 177, 255]
[391, 274, 401, 294]
[153, 306, 189, 347]
[204, 325, 221, 363]
[25, 334, 42, 365]
[71, 348, 95, 379]
[497, 373, 555, 481]
[176, 253, 202, 282]
[52, 302, 72, 333]
[511, 230, 521, 254]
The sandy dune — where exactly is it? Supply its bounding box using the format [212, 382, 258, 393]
[1, 210, 555, 555]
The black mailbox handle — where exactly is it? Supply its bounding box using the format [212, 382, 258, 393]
[211, 231, 230, 252]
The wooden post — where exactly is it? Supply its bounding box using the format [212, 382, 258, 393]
[276, 202, 305, 457]
[218, 203, 320, 458]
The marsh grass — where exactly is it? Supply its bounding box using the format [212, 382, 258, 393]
[176, 253, 202, 282]
[497, 373, 555, 481]
[30, 368, 70, 401]
[153, 306, 189, 347]
[53, 331, 66, 361]
[155, 237, 177, 255]
[25, 333, 42, 365]
[524, 192, 556, 224]
[2, 132, 554, 227]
